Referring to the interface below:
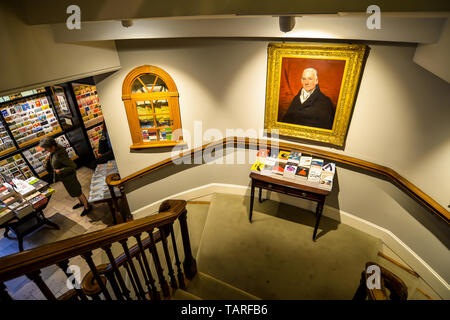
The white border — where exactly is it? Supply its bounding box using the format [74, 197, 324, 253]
[132, 183, 449, 299]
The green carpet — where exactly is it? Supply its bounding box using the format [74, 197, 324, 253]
[196, 193, 382, 299]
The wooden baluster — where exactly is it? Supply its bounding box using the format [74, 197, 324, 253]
[147, 230, 170, 297]
[26, 270, 56, 300]
[169, 224, 186, 289]
[119, 239, 147, 300]
[103, 271, 124, 300]
[134, 234, 160, 300]
[103, 244, 132, 300]
[123, 261, 140, 299]
[178, 209, 197, 279]
[81, 251, 112, 300]
[0, 282, 13, 301]
[56, 259, 88, 301]
[159, 225, 178, 290]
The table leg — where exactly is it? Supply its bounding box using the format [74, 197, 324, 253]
[258, 187, 264, 203]
[3, 226, 11, 239]
[313, 199, 324, 241]
[18, 236, 24, 252]
[249, 181, 255, 223]
[37, 211, 60, 230]
[107, 200, 117, 225]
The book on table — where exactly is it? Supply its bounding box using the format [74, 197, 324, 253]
[299, 155, 312, 167]
[307, 165, 322, 183]
[283, 162, 298, 180]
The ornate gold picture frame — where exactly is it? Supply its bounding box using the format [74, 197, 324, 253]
[264, 43, 368, 147]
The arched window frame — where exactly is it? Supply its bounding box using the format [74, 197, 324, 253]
[122, 65, 183, 149]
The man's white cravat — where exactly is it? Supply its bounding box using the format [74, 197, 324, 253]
[299, 87, 315, 104]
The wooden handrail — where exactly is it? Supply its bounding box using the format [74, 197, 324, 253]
[0, 200, 186, 282]
[106, 137, 449, 223]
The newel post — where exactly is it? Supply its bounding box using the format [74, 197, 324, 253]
[178, 209, 197, 279]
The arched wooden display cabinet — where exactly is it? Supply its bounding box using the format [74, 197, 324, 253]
[122, 65, 184, 149]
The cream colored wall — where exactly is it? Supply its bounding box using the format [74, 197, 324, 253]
[0, 3, 120, 95]
[95, 39, 450, 287]
[97, 39, 450, 208]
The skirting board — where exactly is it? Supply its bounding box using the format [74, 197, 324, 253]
[132, 183, 449, 299]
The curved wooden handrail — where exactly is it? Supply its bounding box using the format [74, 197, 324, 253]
[0, 200, 186, 282]
[106, 137, 449, 223]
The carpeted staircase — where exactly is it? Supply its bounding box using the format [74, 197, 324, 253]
[152, 193, 439, 300]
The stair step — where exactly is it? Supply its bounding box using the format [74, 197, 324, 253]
[171, 289, 202, 300]
[185, 272, 260, 300]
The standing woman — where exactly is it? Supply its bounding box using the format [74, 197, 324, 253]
[40, 137, 92, 216]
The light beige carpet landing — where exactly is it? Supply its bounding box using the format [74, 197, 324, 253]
[196, 193, 382, 299]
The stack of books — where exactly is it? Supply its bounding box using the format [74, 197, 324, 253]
[251, 149, 336, 190]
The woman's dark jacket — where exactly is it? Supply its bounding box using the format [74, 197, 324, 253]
[45, 145, 82, 197]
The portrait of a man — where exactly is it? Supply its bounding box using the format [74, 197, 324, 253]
[265, 43, 367, 146]
[281, 68, 335, 130]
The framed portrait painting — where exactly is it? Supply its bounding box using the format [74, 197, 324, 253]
[264, 43, 368, 147]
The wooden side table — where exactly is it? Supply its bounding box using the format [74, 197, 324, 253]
[249, 172, 331, 241]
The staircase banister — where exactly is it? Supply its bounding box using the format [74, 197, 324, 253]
[0, 200, 187, 282]
[105, 136, 449, 223]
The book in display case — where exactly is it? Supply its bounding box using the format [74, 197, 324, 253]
[72, 83, 104, 129]
[0, 154, 34, 182]
[0, 95, 61, 148]
[22, 134, 78, 177]
[87, 124, 103, 158]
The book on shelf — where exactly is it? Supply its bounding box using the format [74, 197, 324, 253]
[299, 155, 312, 167]
[307, 165, 322, 183]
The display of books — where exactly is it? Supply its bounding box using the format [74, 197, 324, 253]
[88, 160, 121, 202]
[0, 207, 14, 225]
[0, 154, 34, 181]
[0, 121, 15, 154]
[72, 83, 104, 129]
[87, 124, 103, 158]
[0, 95, 61, 147]
[25, 177, 49, 191]
[0, 87, 46, 103]
[22, 136, 77, 177]
[251, 149, 336, 191]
